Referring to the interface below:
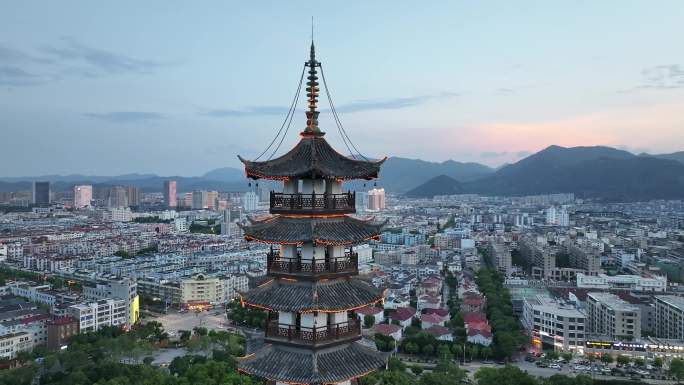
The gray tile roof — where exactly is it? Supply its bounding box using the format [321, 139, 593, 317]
[240, 215, 384, 245]
[241, 277, 384, 312]
[239, 342, 386, 383]
[239, 136, 385, 181]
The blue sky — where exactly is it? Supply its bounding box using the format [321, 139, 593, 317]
[2, 1, 684, 176]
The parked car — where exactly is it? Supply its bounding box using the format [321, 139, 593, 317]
[549, 363, 562, 370]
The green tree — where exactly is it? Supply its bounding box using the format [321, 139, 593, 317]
[437, 344, 453, 360]
[180, 329, 192, 343]
[670, 358, 684, 381]
[653, 356, 663, 369]
[634, 357, 645, 367]
[616, 355, 630, 366]
[481, 346, 493, 360]
[403, 341, 419, 355]
[600, 354, 613, 364]
[561, 352, 573, 362]
[420, 360, 466, 385]
[364, 314, 376, 328]
[411, 366, 424, 375]
[387, 357, 405, 371]
[475, 366, 537, 385]
[421, 344, 434, 357]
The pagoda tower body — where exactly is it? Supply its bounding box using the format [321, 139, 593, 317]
[237, 43, 387, 385]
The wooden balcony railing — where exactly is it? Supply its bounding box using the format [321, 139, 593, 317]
[270, 191, 355, 214]
[267, 250, 358, 277]
[265, 318, 361, 346]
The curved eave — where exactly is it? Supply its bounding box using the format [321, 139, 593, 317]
[238, 278, 386, 313]
[236, 136, 387, 181]
[238, 215, 386, 246]
[238, 342, 387, 384]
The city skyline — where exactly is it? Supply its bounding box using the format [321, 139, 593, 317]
[2, 1, 684, 177]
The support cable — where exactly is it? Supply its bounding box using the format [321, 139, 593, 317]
[320, 65, 371, 162]
[253, 66, 306, 161]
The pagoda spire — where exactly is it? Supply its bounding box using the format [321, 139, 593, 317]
[303, 40, 323, 136]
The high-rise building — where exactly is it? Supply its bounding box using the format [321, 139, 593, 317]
[192, 190, 207, 210]
[73, 185, 93, 208]
[243, 191, 259, 211]
[367, 188, 385, 211]
[108, 186, 128, 208]
[182, 192, 192, 208]
[519, 236, 556, 279]
[489, 242, 512, 277]
[654, 295, 684, 339]
[237, 42, 387, 385]
[32, 181, 51, 205]
[546, 206, 570, 226]
[206, 191, 219, 211]
[163, 180, 177, 208]
[220, 209, 232, 236]
[355, 191, 369, 212]
[586, 292, 641, 340]
[125, 186, 141, 207]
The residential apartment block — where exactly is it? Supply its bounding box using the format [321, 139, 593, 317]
[523, 294, 586, 352]
[654, 295, 684, 340]
[586, 292, 641, 340]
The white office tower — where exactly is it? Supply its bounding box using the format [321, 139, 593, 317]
[546, 206, 569, 226]
[243, 191, 259, 212]
[356, 191, 369, 212]
[192, 190, 208, 210]
[367, 188, 385, 211]
[73, 185, 93, 208]
[221, 209, 232, 236]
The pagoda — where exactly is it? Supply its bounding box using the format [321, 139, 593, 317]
[237, 42, 388, 385]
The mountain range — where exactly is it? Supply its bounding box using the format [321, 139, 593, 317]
[2, 146, 684, 201]
[407, 145, 684, 201]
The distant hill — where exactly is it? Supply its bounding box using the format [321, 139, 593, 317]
[375, 157, 493, 192]
[202, 167, 245, 182]
[641, 151, 684, 165]
[407, 145, 684, 201]
[406, 174, 464, 197]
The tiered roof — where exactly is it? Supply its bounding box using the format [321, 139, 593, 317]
[239, 343, 386, 384]
[239, 136, 385, 180]
[241, 278, 384, 312]
[240, 215, 385, 245]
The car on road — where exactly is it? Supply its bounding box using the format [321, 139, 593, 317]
[611, 367, 626, 376]
[549, 363, 562, 370]
[536, 361, 549, 368]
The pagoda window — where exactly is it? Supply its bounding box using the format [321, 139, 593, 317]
[283, 178, 299, 194]
[301, 179, 325, 194]
[325, 178, 343, 194]
[278, 311, 295, 326]
[280, 244, 298, 259]
[329, 311, 348, 326]
[301, 311, 327, 330]
[326, 245, 344, 259]
[302, 243, 325, 262]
